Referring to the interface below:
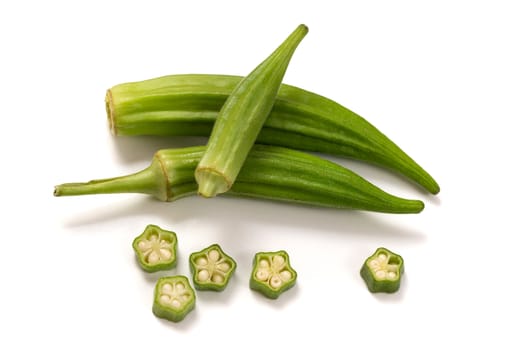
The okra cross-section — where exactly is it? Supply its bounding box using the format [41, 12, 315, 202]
[250, 251, 297, 299]
[132, 225, 178, 272]
[360, 247, 404, 293]
[189, 244, 237, 291]
[153, 276, 196, 323]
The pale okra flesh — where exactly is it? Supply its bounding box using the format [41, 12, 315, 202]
[195, 24, 308, 198]
[106, 75, 439, 195]
[189, 244, 236, 291]
[53, 145, 425, 214]
[153, 276, 195, 322]
[250, 251, 297, 299]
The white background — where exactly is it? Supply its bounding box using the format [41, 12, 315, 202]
[2, 1, 524, 348]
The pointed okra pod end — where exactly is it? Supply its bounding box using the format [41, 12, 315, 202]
[189, 244, 237, 291]
[250, 250, 297, 299]
[360, 247, 404, 293]
[194, 24, 308, 199]
[153, 276, 196, 323]
[132, 225, 178, 272]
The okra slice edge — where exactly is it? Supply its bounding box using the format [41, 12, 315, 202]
[189, 244, 237, 291]
[360, 247, 404, 293]
[250, 250, 297, 299]
[153, 276, 196, 323]
[132, 224, 178, 272]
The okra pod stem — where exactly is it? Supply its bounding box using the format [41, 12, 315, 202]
[54, 145, 424, 214]
[194, 24, 308, 198]
[106, 74, 439, 195]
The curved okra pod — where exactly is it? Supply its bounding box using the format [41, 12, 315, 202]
[189, 244, 236, 291]
[360, 247, 404, 293]
[54, 145, 425, 214]
[106, 75, 439, 195]
[250, 251, 297, 299]
[153, 276, 195, 322]
[132, 224, 178, 272]
[195, 24, 308, 197]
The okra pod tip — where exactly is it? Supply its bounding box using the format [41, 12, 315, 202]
[195, 24, 308, 198]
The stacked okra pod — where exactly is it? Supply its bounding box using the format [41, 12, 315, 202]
[55, 26, 438, 209]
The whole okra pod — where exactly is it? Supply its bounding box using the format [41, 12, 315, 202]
[195, 24, 308, 197]
[54, 145, 424, 214]
[106, 75, 439, 195]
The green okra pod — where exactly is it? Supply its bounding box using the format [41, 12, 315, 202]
[194, 24, 308, 198]
[54, 145, 424, 214]
[106, 74, 439, 195]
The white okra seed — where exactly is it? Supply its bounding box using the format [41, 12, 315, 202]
[376, 270, 386, 279]
[217, 262, 230, 272]
[171, 299, 181, 308]
[256, 269, 269, 281]
[161, 283, 173, 293]
[273, 255, 285, 267]
[148, 251, 160, 263]
[212, 274, 224, 283]
[159, 248, 172, 260]
[259, 259, 269, 268]
[270, 276, 282, 288]
[159, 295, 170, 305]
[279, 270, 292, 281]
[175, 283, 185, 292]
[138, 241, 147, 250]
[196, 257, 207, 266]
[198, 269, 210, 281]
[208, 249, 220, 262]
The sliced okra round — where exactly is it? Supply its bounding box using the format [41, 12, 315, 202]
[250, 250, 297, 299]
[152, 275, 195, 323]
[360, 247, 404, 293]
[132, 224, 178, 272]
[189, 244, 236, 291]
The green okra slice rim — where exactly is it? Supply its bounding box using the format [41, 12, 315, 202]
[360, 247, 404, 293]
[153, 275, 196, 323]
[250, 250, 297, 299]
[189, 244, 237, 291]
[132, 225, 178, 272]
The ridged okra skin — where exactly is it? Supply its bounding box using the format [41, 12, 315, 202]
[53, 145, 424, 214]
[106, 75, 439, 195]
[195, 24, 308, 198]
